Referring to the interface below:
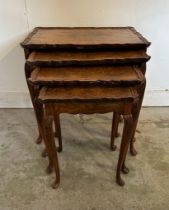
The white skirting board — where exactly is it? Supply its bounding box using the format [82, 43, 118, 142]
[0, 90, 169, 108]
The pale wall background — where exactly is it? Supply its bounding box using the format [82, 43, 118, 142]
[0, 0, 169, 107]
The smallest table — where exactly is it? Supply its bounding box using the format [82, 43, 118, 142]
[38, 86, 139, 188]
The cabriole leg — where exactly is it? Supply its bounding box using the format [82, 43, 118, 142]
[116, 114, 133, 186]
[25, 63, 42, 144]
[130, 80, 146, 156]
[54, 114, 63, 152]
[43, 116, 60, 189]
[110, 112, 120, 151]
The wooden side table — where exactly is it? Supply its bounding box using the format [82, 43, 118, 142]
[21, 27, 151, 188]
[38, 86, 139, 188]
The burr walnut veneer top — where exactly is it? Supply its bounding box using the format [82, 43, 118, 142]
[39, 86, 138, 103]
[27, 50, 150, 66]
[21, 27, 150, 50]
[29, 66, 144, 86]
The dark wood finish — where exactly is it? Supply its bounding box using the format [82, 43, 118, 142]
[25, 63, 62, 150]
[116, 114, 133, 186]
[113, 64, 148, 154]
[39, 86, 138, 187]
[29, 66, 144, 87]
[42, 115, 60, 188]
[129, 63, 147, 155]
[38, 86, 138, 104]
[111, 113, 121, 150]
[21, 27, 150, 50]
[53, 102, 129, 115]
[27, 50, 150, 66]
[54, 114, 62, 152]
[24, 63, 43, 144]
[130, 79, 146, 156]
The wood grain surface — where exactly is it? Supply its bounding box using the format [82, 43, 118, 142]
[21, 27, 150, 50]
[27, 50, 150, 66]
[38, 86, 138, 103]
[29, 66, 144, 86]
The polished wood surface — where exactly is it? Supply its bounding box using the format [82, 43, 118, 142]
[51, 102, 126, 115]
[29, 66, 144, 86]
[27, 50, 150, 66]
[38, 86, 138, 103]
[21, 27, 150, 50]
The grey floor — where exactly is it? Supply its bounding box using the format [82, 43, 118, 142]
[0, 108, 169, 210]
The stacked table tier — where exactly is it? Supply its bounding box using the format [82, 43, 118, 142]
[39, 86, 138, 103]
[21, 27, 150, 50]
[27, 50, 150, 66]
[28, 66, 144, 87]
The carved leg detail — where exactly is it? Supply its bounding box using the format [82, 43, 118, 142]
[43, 116, 60, 189]
[25, 64, 43, 145]
[54, 114, 63, 153]
[32, 100, 55, 177]
[130, 80, 146, 156]
[116, 115, 133, 186]
[110, 112, 120, 151]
